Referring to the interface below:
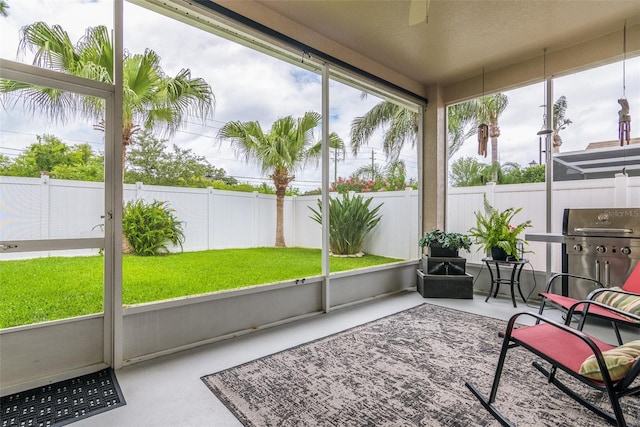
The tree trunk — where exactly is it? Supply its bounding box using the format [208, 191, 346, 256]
[271, 171, 293, 248]
[490, 122, 501, 181]
[122, 235, 134, 254]
[553, 131, 562, 153]
[275, 188, 286, 247]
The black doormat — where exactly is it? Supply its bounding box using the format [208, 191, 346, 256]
[1, 368, 125, 427]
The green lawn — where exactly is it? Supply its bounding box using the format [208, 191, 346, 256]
[0, 247, 400, 328]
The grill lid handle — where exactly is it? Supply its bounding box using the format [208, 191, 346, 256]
[573, 227, 633, 234]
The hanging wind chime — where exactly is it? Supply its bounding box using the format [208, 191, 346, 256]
[477, 68, 489, 157]
[477, 124, 489, 157]
[618, 22, 631, 146]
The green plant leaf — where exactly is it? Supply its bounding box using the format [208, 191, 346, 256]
[309, 193, 383, 255]
[123, 199, 185, 256]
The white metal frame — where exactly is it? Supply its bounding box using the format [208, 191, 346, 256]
[0, 56, 120, 368]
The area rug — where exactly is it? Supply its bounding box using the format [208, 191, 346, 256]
[202, 303, 639, 426]
[1, 368, 125, 427]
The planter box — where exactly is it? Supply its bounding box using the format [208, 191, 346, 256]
[427, 246, 459, 257]
[416, 269, 474, 299]
[423, 256, 466, 275]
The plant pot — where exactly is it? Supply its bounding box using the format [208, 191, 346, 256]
[427, 245, 459, 258]
[490, 246, 508, 261]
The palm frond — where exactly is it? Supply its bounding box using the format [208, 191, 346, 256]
[350, 101, 404, 156]
[382, 108, 415, 161]
[447, 101, 477, 159]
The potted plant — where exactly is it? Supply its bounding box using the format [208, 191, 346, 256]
[419, 229, 472, 257]
[467, 195, 532, 261]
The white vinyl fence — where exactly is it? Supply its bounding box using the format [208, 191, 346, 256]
[1, 174, 638, 272]
[0, 176, 419, 261]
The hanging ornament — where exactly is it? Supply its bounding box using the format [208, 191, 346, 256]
[618, 22, 631, 146]
[477, 123, 489, 157]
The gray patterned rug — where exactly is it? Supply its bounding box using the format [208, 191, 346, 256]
[202, 303, 639, 426]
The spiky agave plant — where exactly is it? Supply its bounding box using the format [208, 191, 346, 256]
[309, 193, 383, 255]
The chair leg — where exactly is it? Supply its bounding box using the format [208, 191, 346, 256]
[536, 298, 548, 325]
[611, 321, 623, 345]
[464, 382, 515, 427]
[465, 331, 517, 426]
[532, 362, 626, 426]
[487, 333, 514, 403]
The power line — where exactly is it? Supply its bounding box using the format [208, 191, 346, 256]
[176, 129, 218, 140]
[0, 146, 25, 152]
[183, 117, 228, 128]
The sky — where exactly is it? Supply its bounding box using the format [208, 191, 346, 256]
[1, 0, 638, 191]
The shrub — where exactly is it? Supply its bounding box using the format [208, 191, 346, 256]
[123, 200, 185, 256]
[309, 193, 383, 255]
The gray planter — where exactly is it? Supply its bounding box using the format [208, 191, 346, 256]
[422, 255, 467, 275]
[427, 245, 459, 257]
[416, 269, 474, 299]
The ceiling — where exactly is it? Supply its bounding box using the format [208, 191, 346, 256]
[254, 0, 640, 87]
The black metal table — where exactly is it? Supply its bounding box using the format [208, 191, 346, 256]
[482, 257, 528, 307]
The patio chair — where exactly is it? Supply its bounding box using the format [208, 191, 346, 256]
[537, 262, 640, 344]
[465, 302, 640, 427]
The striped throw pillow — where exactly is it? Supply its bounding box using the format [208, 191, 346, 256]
[579, 340, 640, 381]
[592, 287, 640, 317]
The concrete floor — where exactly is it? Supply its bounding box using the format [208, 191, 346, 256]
[76, 290, 637, 427]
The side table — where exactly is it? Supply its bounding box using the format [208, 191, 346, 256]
[482, 257, 528, 307]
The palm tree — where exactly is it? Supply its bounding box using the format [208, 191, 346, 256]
[218, 111, 345, 247]
[552, 95, 572, 152]
[352, 163, 385, 181]
[475, 94, 509, 166]
[350, 101, 417, 162]
[0, 22, 214, 172]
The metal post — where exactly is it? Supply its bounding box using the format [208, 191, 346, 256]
[107, 0, 124, 370]
[545, 77, 554, 282]
[321, 63, 331, 312]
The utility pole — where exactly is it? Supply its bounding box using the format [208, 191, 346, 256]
[370, 149, 375, 180]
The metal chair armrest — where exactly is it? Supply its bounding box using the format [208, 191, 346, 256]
[543, 273, 603, 294]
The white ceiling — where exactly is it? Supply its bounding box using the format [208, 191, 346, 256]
[255, 0, 640, 86]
